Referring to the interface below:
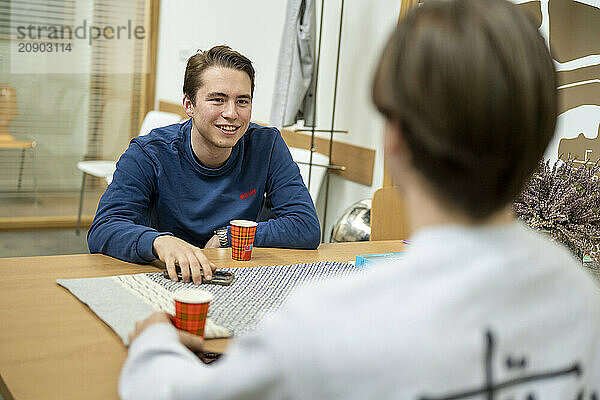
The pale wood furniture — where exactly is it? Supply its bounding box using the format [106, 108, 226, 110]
[370, 3, 420, 240]
[0, 85, 37, 200]
[279, 129, 375, 186]
[0, 85, 18, 141]
[371, 186, 408, 241]
[0, 140, 36, 192]
[139, 0, 161, 134]
[0, 240, 405, 400]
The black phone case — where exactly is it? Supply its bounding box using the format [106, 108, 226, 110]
[162, 270, 235, 286]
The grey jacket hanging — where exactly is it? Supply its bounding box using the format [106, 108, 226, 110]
[270, 0, 317, 128]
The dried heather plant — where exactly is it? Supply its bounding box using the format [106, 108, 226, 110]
[513, 157, 600, 262]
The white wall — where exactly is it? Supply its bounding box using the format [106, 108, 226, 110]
[156, 0, 288, 123]
[155, 0, 401, 241]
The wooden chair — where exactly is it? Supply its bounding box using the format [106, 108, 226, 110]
[370, 186, 408, 241]
[0, 85, 37, 199]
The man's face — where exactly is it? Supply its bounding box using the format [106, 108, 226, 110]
[186, 66, 252, 154]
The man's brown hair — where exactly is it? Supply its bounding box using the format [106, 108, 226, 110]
[372, 0, 557, 219]
[183, 45, 255, 104]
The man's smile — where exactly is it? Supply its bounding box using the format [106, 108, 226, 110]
[216, 124, 240, 134]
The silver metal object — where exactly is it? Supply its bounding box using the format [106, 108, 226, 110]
[329, 199, 371, 243]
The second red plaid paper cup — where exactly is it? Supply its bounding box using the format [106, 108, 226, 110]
[173, 289, 213, 338]
[230, 219, 258, 261]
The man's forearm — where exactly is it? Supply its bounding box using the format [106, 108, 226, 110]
[253, 213, 321, 249]
[88, 217, 166, 263]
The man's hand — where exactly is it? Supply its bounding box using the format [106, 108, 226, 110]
[128, 312, 205, 354]
[177, 329, 206, 354]
[153, 235, 216, 284]
[204, 234, 221, 249]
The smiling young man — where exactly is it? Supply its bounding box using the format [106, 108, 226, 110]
[88, 46, 320, 282]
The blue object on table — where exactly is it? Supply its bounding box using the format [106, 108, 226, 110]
[355, 252, 405, 268]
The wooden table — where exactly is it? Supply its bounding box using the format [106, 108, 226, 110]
[0, 240, 404, 400]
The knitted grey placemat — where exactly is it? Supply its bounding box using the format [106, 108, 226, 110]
[57, 275, 155, 345]
[58, 261, 362, 345]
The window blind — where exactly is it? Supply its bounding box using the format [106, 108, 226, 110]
[0, 0, 150, 192]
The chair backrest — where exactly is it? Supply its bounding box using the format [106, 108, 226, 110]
[0, 85, 18, 138]
[370, 186, 408, 241]
[138, 110, 183, 137]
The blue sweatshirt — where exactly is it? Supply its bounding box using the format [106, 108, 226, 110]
[87, 120, 321, 263]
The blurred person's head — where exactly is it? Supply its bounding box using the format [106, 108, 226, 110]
[373, 0, 557, 220]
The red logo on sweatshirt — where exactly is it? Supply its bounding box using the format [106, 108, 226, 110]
[240, 189, 256, 200]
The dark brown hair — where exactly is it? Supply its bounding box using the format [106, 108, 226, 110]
[183, 45, 255, 104]
[372, 0, 557, 219]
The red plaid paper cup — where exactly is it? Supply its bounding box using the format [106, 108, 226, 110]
[230, 219, 258, 261]
[173, 289, 213, 338]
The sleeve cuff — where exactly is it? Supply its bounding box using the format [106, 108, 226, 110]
[129, 322, 179, 350]
[127, 322, 206, 371]
[136, 230, 173, 262]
